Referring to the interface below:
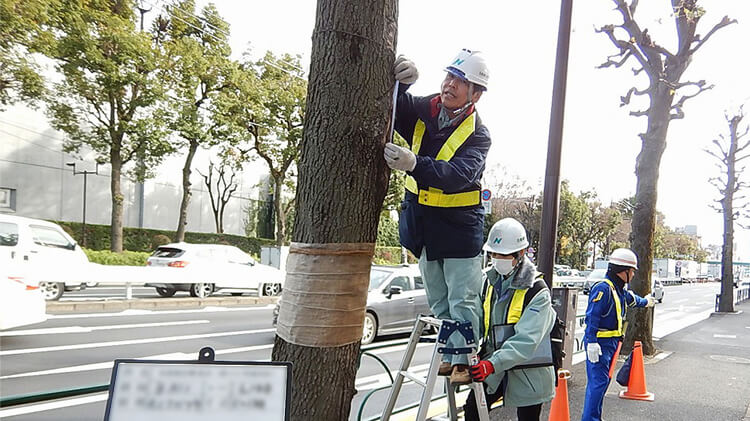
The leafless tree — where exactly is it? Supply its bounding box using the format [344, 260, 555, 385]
[197, 159, 239, 234]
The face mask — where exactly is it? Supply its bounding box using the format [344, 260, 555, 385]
[492, 258, 515, 276]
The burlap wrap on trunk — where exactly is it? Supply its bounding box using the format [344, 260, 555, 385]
[276, 242, 374, 347]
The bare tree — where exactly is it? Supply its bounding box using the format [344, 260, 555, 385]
[197, 157, 239, 234]
[706, 109, 749, 313]
[270, 0, 396, 418]
[597, 0, 736, 354]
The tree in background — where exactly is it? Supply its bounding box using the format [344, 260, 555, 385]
[0, 0, 51, 109]
[483, 166, 540, 251]
[44, 0, 171, 252]
[706, 109, 749, 312]
[158, 0, 236, 242]
[218, 52, 306, 247]
[270, 0, 396, 417]
[598, 0, 735, 354]
[197, 149, 241, 234]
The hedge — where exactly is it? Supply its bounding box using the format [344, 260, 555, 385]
[373, 246, 417, 265]
[84, 249, 150, 266]
[56, 221, 277, 255]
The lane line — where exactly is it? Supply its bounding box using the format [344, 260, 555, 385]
[1, 344, 275, 380]
[0, 328, 276, 356]
[0, 320, 210, 337]
[48, 305, 274, 319]
[714, 334, 737, 339]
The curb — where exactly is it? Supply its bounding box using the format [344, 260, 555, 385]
[46, 296, 279, 314]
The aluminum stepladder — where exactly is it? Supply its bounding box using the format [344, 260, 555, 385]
[380, 316, 490, 421]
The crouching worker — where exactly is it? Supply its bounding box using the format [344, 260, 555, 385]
[464, 218, 556, 421]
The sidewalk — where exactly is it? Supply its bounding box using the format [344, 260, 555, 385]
[485, 300, 750, 421]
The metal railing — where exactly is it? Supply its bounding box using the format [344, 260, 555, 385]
[715, 286, 750, 312]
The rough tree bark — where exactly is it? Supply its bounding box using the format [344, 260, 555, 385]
[270, 1, 396, 419]
[175, 140, 199, 242]
[110, 144, 124, 253]
[598, 0, 735, 355]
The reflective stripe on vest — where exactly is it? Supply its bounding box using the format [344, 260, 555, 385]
[596, 279, 624, 338]
[482, 283, 529, 341]
[402, 114, 481, 208]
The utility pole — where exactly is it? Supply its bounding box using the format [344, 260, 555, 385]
[66, 162, 100, 247]
[135, 1, 151, 228]
[538, 0, 574, 287]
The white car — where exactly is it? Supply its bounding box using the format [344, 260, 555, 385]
[0, 214, 89, 300]
[145, 243, 284, 298]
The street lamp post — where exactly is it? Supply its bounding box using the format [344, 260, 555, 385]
[66, 162, 100, 247]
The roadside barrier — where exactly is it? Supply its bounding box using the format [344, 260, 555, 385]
[548, 369, 571, 421]
[714, 286, 750, 312]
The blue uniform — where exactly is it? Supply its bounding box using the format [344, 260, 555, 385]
[581, 276, 648, 421]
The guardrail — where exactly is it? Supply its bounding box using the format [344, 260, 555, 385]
[715, 286, 750, 312]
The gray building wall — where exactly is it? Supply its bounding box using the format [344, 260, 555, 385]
[0, 105, 268, 237]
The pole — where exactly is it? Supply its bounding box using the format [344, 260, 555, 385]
[537, 0, 574, 287]
[82, 171, 88, 248]
[136, 3, 151, 228]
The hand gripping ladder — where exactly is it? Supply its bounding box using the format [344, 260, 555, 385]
[380, 316, 490, 421]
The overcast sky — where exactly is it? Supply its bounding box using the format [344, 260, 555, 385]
[186, 0, 749, 256]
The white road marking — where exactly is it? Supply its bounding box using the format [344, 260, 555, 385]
[48, 305, 275, 319]
[652, 351, 672, 361]
[0, 344, 275, 380]
[0, 393, 109, 418]
[713, 334, 737, 339]
[0, 328, 276, 356]
[0, 320, 210, 336]
[672, 299, 689, 304]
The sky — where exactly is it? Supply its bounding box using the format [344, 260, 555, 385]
[183, 0, 750, 256]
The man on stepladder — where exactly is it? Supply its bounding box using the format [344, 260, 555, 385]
[581, 248, 655, 421]
[384, 49, 491, 384]
[465, 218, 556, 421]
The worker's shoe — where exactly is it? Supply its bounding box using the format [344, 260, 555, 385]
[450, 365, 471, 385]
[438, 362, 452, 376]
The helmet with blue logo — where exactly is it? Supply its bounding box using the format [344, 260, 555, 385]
[484, 218, 528, 254]
[445, 49, 489, 90]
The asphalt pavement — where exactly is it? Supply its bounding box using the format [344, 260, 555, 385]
[481, 300, 750, 421]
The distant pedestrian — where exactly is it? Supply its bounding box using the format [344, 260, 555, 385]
[581, 248, 655, 421]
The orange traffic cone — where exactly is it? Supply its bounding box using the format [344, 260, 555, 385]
[618, 341, 655, 401]
[548, 369, 571, 421]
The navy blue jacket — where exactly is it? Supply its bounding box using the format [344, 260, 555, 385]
[395, 87, 491, 260]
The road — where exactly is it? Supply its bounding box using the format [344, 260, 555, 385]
[0, 282, 723, 420]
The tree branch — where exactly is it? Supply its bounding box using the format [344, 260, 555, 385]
[690, 16, 738, 55]
[630, 108, 649, 117]
[670, 82, 714, 120]
[620, 86, 649, 106]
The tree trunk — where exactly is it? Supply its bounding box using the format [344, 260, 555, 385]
[624, 87, 672, 356]
[175, 140, 199, 241]
[718, 123, 737, 312]
[274, 176, 285, 247]
[110, 144, 124, 253]
[271, 0, 396, 419]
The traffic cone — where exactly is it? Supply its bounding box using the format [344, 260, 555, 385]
[618, 341, 655, 401]
[548, 369, 571, 421]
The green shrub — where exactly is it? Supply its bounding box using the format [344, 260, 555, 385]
[84, 249, 150, 266]
[373, 246, 417, 265]
[151, 234, 171, 249]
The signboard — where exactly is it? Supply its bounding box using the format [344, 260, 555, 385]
[482, 199, 492, 215]
[104, 349, 291, 421]
[481, 189, 492, 201]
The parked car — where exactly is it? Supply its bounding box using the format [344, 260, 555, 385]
[0, 267, 47, 330]
[272, 264, 430, 345]
[582, 268, 608, 294]
[651, 278, 664, 303]
[0, 214, 89, 300]
[145, 243, 284, 298]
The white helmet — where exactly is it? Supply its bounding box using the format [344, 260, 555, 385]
[445, 49, 489, 90]
[484, 218, 529, 254]
[609, 248, 638, 269]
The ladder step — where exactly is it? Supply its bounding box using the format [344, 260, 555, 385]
[400, 371, 427, 388]
[418, 316, 445, 328]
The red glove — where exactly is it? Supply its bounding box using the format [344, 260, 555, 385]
[470, 360, 495, 382]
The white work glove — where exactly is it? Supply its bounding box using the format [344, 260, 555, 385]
[394, 55, 418, 84]
[586, 342, 602, 363]
[646, 295, 656, 307]
[384, 143, 416, 172]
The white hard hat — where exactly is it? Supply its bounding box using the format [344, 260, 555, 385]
[445, 49, 489, 90]
[609, 248, 638, 269]
[484, 218, 529, 254]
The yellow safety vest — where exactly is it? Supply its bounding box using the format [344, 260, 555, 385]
[397, 114, 481, 208]
[595, 279, 624, 338]
[482, 281, 535, 341]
